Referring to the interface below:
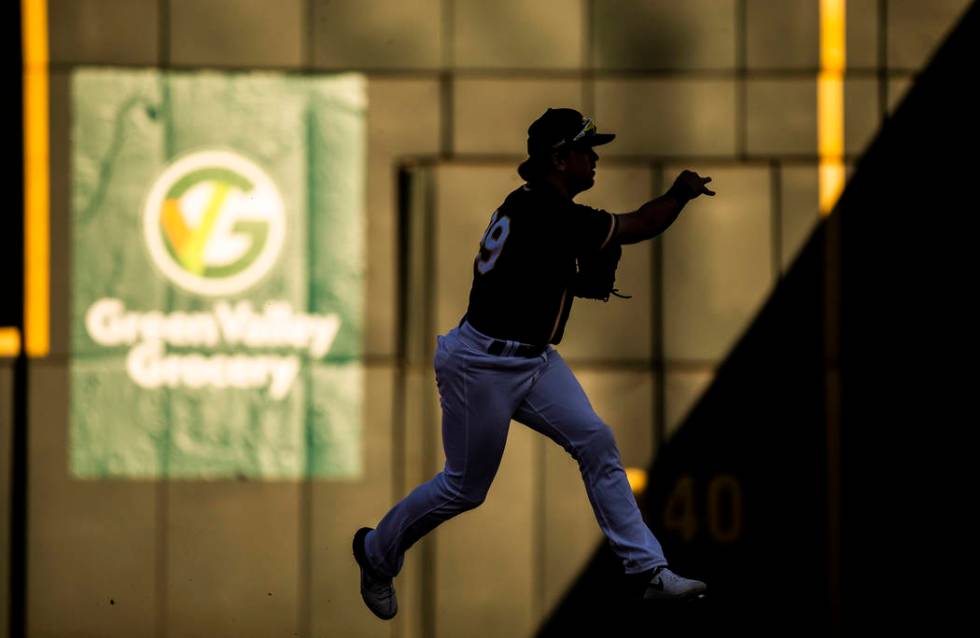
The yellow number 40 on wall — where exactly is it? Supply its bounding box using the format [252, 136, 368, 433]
[663, 473, 743, 544]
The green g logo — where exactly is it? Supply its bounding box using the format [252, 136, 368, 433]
[143, 150, 286, 296]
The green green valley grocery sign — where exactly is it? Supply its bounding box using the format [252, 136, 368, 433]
[70, 69, 366, 479]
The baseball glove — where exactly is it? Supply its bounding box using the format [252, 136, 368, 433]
[572, 242, 632, 302]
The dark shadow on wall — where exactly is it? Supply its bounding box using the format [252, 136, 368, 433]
[1, 0, 23, 326]
[537, 1, 978, 635]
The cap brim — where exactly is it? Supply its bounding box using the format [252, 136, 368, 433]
[592, 133, 616, 146]
[574, 132, 615, 148]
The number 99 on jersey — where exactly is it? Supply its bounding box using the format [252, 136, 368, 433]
[476, 211, 511, 275]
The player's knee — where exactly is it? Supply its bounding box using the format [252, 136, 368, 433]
[457, 490, 487, 510]
[578, 424, 620, 468]
[444, 494, 485, 513]
[583, 421, 616, 449]
[443, 477, 488, 509]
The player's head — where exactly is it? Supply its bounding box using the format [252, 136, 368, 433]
[517, 108, 615, 192]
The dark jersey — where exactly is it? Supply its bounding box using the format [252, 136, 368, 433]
[464, 182, 618, 345]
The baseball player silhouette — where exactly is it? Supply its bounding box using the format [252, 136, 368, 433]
[353, 108, 716, 620]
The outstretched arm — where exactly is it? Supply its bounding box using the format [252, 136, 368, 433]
[611, 170, 715, 245]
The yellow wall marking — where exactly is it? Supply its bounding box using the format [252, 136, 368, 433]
[625, 467, 648, 495]
[23, 0, 49, 356]
[0, 327, 21, 357]
[819, 0, 847, 216]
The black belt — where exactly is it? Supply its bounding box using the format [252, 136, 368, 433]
[460, 314, 546, 357]
[487, 340, 547, 357]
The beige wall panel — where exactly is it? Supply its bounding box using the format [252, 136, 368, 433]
[433, 165, 525, 335]
[572, 368, 655, 471]
[592, 0, 737, 70]
[540, 436, 603, 618]
[564, 165, 655, 361]
[746, 79, 817, 156]
[0, 362, 12, 636]
[28, 362, 157, 638]
[434, 423, 536, 638]
[166, 482, 300, 638]
[311, 365, 396, 638]
[665, 369, 714, 438]
[50, 72, 70, 358]
[453, 79, 584, 155]
[314, 0, 443, 69]
[888, 76, 915, 115]
[746, 0, 819, 70]
[595, 79, 737, 157]
[170, 0, 304, 68]
[365, 78, 442, 358]
[845, 78, 882, 157]
[781, 164, 820, 273]
[887, 0, 973, 70]
[662, 165, 773, 363]
[454, 0, 584, 69]
[0, 362, 10, 422]
[50, 0, 159, 66]
[847, 0, 881, 70]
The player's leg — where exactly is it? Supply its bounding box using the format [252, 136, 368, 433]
[512, 347, 667, 575]
[362, 326, 539, 580]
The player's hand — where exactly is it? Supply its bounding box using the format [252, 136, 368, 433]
[675, 169, 716, 198]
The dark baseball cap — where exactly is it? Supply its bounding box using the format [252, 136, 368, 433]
[518, 108, 615, 180]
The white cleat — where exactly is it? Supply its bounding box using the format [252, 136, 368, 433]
[642, 566, 708, 601]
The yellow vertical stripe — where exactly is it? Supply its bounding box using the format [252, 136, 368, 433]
[818, 74, 845, 157]
[819, 0, 847, 216]
[819, 162, 847, 213]
[820, 2, 845, 632]
[0, 327, 21, 357]
[23, 0, 49, 356]
[821, 0, 846, 72]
